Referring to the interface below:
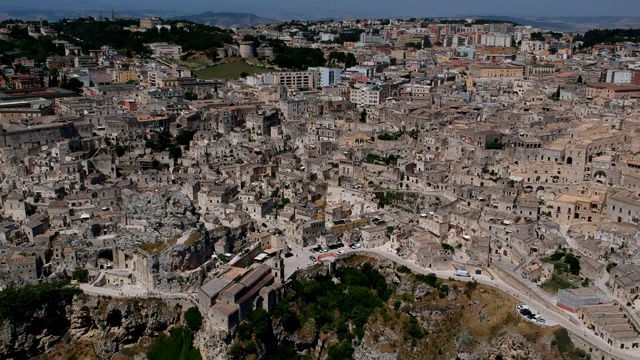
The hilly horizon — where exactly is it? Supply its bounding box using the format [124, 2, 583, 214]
[173, 12, 279, 28]
[2, 6, 640, 32]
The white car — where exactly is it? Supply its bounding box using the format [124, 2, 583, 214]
[337, 249, 344, 254]
[516, 303, 529, 311]
[536, 318, 546, 325]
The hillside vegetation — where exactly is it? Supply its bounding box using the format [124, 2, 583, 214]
[228, 255, 588, 360]
[195, 61, 272, 79]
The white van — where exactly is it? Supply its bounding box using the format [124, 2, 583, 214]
[455, 269, 471, 277]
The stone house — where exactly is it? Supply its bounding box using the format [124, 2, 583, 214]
[8, 251, 40, 283]
[609, 264, 640, 301]
[578, 304, 640, 350]
[361, 225, 387, 248]
[580, 256, 605, 280]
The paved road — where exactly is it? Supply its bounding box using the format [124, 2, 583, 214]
[79, 241, 637, 359]
[561, 226, 640, 333]
[296, 242, 638, 360]
[79, 283, 198, 304]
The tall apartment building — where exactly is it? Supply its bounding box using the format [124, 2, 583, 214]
[520, 40, 548, 52]
[359, 32, 385, 45]
[267, 71, 318, 90]
[605, 70, 634, 85]
[115, 70, 138, 84]
[308, 67, 342, 87]
[350, 84, 390, 106]
[480, 33, 513, 47]
[468, 64, 524, 78]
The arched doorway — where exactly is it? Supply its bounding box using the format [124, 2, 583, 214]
[255, 296, 264, 310]
[593, 171, 607, 184]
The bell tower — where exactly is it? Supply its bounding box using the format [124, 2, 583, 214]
[271, 250, 285, 284]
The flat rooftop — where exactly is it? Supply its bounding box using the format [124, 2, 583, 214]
[0, 87, 76, 100]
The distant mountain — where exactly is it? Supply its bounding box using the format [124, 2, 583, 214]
[0, 9, 184, 22]
[472, 15, 640, 32]
[173, 12, 279, 28]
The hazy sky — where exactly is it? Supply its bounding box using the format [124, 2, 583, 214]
[3, 0, 640, 18]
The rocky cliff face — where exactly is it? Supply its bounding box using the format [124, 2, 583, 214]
[223, 254, 575, 360]
[193, 320, 233, 360]
[70, 296, 181, 359]
[123, 192, 199, 239]
[0, 302, 70, 359]
[0, 294, 182, 360]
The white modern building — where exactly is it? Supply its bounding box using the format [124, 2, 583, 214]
[606, 70, 633, 84]
[309, 67, 342, 87]
[359, 32, 385, 45]
[350, 84, 390, 106]
[520, 40, 548, 52]
[320, 33, 337, 42]
[269, 71, 318, 90]
[145, 42, 182, 59]
[480, 33, 513, 47]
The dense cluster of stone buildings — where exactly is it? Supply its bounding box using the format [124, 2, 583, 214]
[2, 17, 640, 342]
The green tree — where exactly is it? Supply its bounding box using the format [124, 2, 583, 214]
[147, 327, 202, 360]
[206, 47, 219, 62]
[168, 146, 182, 160]
[0, 281, 81, 321]
[175, 130, 196, 147]
[273, 47, 326, 70]
[228, 343, 245, 360]
[328, 342, 354, 360]
[71, 267, 89, 283]
[184, 91, 198, 101]
[184, 307, 202, 331]
[564, 253, 581, 275]
[406, 316, 425, 339]
[61, 77, 85, 94]
[550, 85, 561, 101]
[240, 72, 249, 78]
[344, 52, 357, 68]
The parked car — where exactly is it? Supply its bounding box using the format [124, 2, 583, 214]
[535, 318, 546, 325]
[309, 255, 316, 261]
[520, 309, 532, 317]
[516, 303, 528, 311]
[337, 249, 344, 254]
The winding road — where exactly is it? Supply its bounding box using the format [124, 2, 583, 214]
[344, 244, 637, 360]
[80, 241, 636, 359]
